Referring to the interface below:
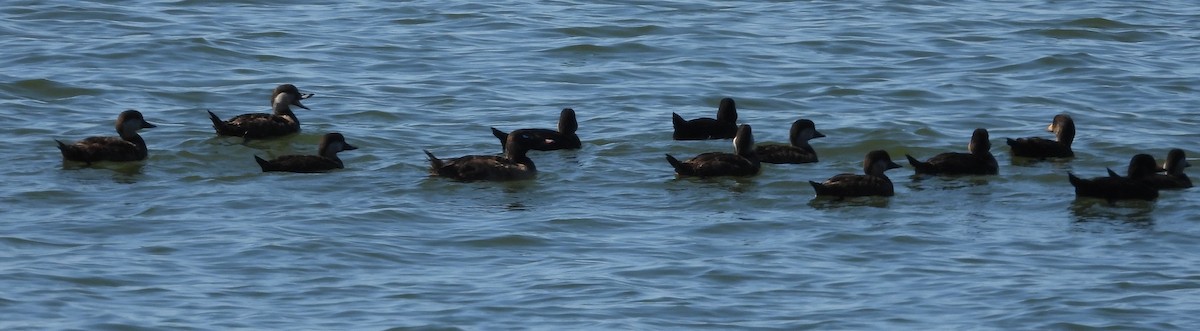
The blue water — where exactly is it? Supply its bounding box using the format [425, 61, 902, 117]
[2, 1, 1199, 330]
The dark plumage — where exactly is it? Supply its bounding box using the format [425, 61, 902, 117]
[906, 128, 998, 175]
[810, 150, 903, 197]
[755, 119, 824, 164]
[1068, 154, 1159, 201]
[1006, 113, 1075, 158]
[424, 132, 545, 181]
[666, 124, 759, 177]
[1146, 148, 1192, 189]
[56, 110, 157, 165]
[208, 84, 313, 139]
[254, 133, 358, 173]
[672, 97, 738, 140]
[491, 108, 581, 151]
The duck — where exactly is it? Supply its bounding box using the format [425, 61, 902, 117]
[490, 108, 581, 151]
[1147, 149, 1192, 189]
[56, 110, 157, 165]
[906, 128, 998, 175]
[754, 119, 825, 164]
[424, 132, 547, 181]
[254, 133, 358, 173]
[1068, 154, 1159, 201]
[1006, 113, 1074, 158]
[672, 97, 738, 140]
[666, 124, 760, 177]
[810, 150, 903, 197]
[207, 84, 313, 139]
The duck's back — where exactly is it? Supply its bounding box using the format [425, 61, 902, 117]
[669, 152, 758, 177]
[811, 174, 895, 197]
[59, 137, 144, 163]
[435, 155, 535, 181]
[1007, 137, 1072, 158]
[211, 112, 299, 138]
[256, 155, 342, 173]
[1145, 173, 1192, 189]
[755, 144, 817, 164]
[1068, 174, 1158, 200]
[508, 128, 580, 150]
[909, 152, 998, 175]
[672, 115, 736, 140]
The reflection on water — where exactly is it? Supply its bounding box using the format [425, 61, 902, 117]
[1068, 198, 1156, 224]
[808, 195, 892, 209]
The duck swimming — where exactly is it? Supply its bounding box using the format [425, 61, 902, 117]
[666, 124, 759, 177]
[491, 108, 581, 151]
[672, 97, 738, 140]
[254, 133, 358, 173]
[755, 119, 824, 164]
[810, 150, 903, 197]
[906, 128, 998, 175]
[56, 110, 156, 165]
[1068, 154, 1159, 201]
[1007, 114, 1074, 158]
[424, 132, 547, 181]
[208, 84, 313, 139]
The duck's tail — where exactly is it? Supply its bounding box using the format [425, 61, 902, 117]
[423, 150, 444, 173]
[490, 127, 508, 151]
[1004, 138, 1018, 146]
[671, 113, 686, 130]
[904, 154, 927, 173]
[207, 110, 227, 133]
[665, 154, 684, 172]
[808, 181, 828, 196]
[1067, 172, 1083, 188]
[1106, 167, 1121, 178]
[254, 155, 273, 172]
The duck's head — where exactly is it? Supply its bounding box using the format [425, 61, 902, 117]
[115, 109, 156, 134]
[864, 150, 902, 176]
[968, 128, 991, 154]
[272, 84, 312, 110]
[717, 97, 737, 123]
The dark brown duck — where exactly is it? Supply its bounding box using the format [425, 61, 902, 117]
[208, 84, 313, 139]
[56, 110, 157, 165]
[755, 119, 824, 164]
[254, 133, 358, 173]
[1068, 154, 1159, 202]
[1007, 114, 1074, 158]
[491, 108, 581, 151]
[424, 132, 547, 181]
[906, 128, 998, 175]
[810, 150, 903, 197]
[666, 124, 759, 177]
[672, 97, 738, 140]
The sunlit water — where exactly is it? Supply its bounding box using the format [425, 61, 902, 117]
[2, 1, 1199, 329]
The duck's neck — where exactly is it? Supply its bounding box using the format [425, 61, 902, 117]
[119, 129, 148, 158]
[505, 148, 535, 171]
[272, 102, 299, 125]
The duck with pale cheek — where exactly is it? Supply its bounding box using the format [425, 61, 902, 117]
[1007, 113, 1075, 159]
[1069, 154, 1160, 202]
[491, 108, 581, 151]
[666, 124, 760, 178]
[755, 119, 825, 164]
[1146, 149, 1192, 189]
[56, 110, 157, 165]
[810, 150, 903, 198]
[672, 97, 738, 140]
[907, 128, 998, 175]
[208, 84, 314, 139]
[424, 132, 550, 181]
[254, 133, 359, 173]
